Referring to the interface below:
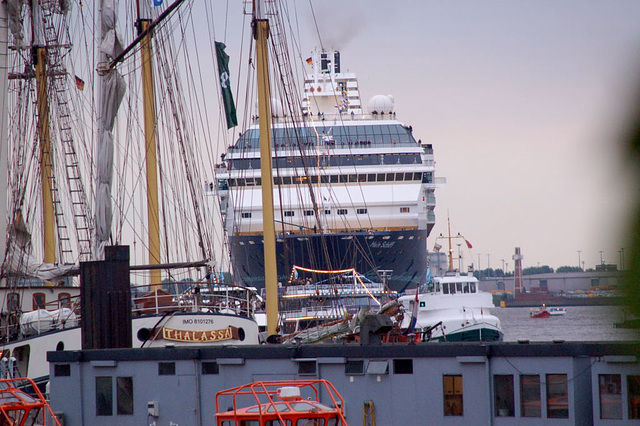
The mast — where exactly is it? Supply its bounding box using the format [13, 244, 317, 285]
[253, 1, 279, 337]
[34, 46, 56, 267]
[0, 3, 8, 274]
[137, 16, 162, 290]
[446, 215, 453, 271]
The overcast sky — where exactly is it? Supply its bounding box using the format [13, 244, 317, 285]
[209, 1, 640, 272]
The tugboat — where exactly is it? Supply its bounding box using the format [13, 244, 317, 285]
[215, 380, 347, 426]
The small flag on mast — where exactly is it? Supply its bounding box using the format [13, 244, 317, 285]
[152, 0, 163, 6]
[465, 239, 473, 249]
[74, 76, 85, 91]
[214, 42, 238, 129]
[305, 57, 313, 65]
[433, 243, 442, 252]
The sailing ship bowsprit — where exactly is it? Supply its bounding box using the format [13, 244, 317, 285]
[215, 50, 444, 293]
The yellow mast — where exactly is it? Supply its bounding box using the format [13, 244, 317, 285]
[253, 5, 279, 337]
[139, 19, 162, 289]
[34, 46, 56, 269]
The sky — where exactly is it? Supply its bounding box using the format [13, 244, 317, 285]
[206, 0, 640, 273]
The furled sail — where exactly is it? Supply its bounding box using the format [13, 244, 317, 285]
[94, 0, 125, 259]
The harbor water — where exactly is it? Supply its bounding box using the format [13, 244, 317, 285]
[493, 305, 638, 342]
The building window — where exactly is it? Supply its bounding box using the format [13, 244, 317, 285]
[629, 376, 640, 419]
[494, 375, 514, 417]
[356, 208, 367, 214]
[443, 375, 463, 416]
[337, 209, 347, 215]
[202, 362, 219, 375]
[598, 374, 622, 419]
[158, 362, 176, 376]
[400, 207, 410, 213]
[393, 359, 413, 375]
[520, 375, 541, 417]
[32, 293, 45, 310]
[546, 374, 568, 419]
[96, 376, 113, 416]
[304, 210, 314, 216]
[241, 212, 252, 218]
[116, 377, 134, 415]
[284, 211, 294, 217]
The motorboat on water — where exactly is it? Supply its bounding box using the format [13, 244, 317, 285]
[398, 270, 503, 342]
[549, 307, 567, 316]
[215, 380, 347, 426]
[530, 306, 551, 318]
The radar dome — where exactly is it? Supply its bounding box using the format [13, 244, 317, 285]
[367, 95, 395, 114]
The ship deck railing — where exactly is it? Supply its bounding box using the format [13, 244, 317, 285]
[280, 282, 387, 298]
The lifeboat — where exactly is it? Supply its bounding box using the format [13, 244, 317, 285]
[215, 379, 347, 426]
[530, 306, 551, 318]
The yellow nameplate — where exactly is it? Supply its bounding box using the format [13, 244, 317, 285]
[161, 326, 239, 342]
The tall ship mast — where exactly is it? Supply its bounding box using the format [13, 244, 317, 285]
[215, 50, 444, 292]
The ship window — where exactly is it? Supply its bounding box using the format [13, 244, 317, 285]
[274, 177, 282, 185]
[32, 293, 45, 310]
[245, 178, 255, 186]
[345, 360, 364, 375]
[304, 210, 315, 216]
[629, 376, 640, 419]
[463, 283, 470, 293]
[59, 293, 71, 308]
[116, 377, 134, 415]
[324, 210, 331, 215]
[310, 176, 318, 183]
[284, 211, 295, 217]
[376, 173, 385, 182]
[443, 375, 463, 416]
[413, 172, 422, 181]
[202, 362, 219, 375]
[358, 174, 367, 182]
[283, 176, 292, 185]
[7, 293, 19, 311]
[494, 375, 514, 417]
[298, 360, 317, 375]
[442, 284, 450, 294]
[241, 212, 252, 218]
[400, 207, 410, 213]
[236, 178, 246, 187]
[356, 208, 367, 214]
[367, 173, 376, 182]
[158, 362, 176, 376]
[337, 209, 348, 215]
[599, 374, 622, 419]
[266, 420, 292, 426]
[470, 283, 476, 293]
[330, 175, 339, 183]
[520, 375, 541, 417]
[54, 364, 71, 377]
[456, 283, 463, 293]
[339, 175, 348, 183]
[393, 359, 413, 374]
[546, 374, 568, 418]
[96, 376, 113, 416]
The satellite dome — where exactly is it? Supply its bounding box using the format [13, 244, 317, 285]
[367, 95, 394, 114]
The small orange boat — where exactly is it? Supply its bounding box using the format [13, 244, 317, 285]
[215, 379, 347, 426]
[0, 378, 61, 425]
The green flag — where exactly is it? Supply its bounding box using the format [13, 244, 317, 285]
[215, 42, 238, 129]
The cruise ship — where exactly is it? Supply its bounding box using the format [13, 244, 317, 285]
[214, 51, 444, 292]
